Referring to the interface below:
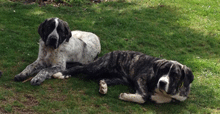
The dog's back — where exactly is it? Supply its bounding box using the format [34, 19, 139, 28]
[60, 30, 101, 64]
[71, 30, 101, 53]
[72, 30, 101, 62]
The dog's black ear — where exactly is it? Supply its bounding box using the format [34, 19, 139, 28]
[182, 66, 194, 86]
[38, 19, 47, 42]
[62, 20, 72, 42]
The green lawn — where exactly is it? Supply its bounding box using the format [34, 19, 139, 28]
[0, 0, 220, 113]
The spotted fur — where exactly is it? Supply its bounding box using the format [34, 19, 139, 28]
[53, 51, 194, 104]
[14, 18, 101, 85]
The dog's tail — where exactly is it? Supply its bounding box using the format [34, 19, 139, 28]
[53, 56, 109, 80]
[66, 62, 83, 69]
[53, 65, 85, 79]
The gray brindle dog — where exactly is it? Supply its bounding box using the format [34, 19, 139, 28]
[14, 18, 101, 85]
[53, 51, 194, 104]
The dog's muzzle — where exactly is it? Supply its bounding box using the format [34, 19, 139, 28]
[46, 36, 58, 49]
[158, 80, 167, 91]
[157, 75, 170, 93]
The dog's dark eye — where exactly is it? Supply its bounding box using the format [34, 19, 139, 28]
[160, 67, 169, 74]
[171, 72, 179, 79]
[57, 27, 62, 32]
[173, 72, 178, 76]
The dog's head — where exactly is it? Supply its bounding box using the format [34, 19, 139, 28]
[153, 59, 194, 101]
[38, 18, 72, 49]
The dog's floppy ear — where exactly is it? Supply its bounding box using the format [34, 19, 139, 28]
[182, 66, 194, 86]
[38, 19, 47, 42]
[61, 20, 72, 42]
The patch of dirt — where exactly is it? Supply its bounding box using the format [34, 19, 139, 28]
[22, 94, 39, 107]
[12, 107, 38, 114]
[11, 93, 39, 113]
[0, 91, 39, 113]
[0, 108, 8, 114]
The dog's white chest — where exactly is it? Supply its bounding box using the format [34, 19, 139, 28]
[43, 47, 60, 65]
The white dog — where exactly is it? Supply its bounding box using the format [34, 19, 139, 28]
[14, 17, 101, 85]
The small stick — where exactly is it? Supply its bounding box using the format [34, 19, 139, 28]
[22, 77, 33, 83]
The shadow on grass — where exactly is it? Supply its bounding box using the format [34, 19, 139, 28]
[0, 1, 219, 113]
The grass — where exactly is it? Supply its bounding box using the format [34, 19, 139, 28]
[0, 0, 220, 113]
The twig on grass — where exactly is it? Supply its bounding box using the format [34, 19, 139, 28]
[22, 77, 33, 83]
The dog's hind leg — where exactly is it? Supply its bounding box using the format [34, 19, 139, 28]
[99, 79, 108, 94]
[102, 78, 129, 86]
[99, 78, 129, 94]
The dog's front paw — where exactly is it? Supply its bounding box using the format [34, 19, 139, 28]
[14, 73, 28, 82]
[151, 93, 172, 103]
[30, 76, 46, 86]
[119, 93, 127, 100]
[99, 80, 108, 94]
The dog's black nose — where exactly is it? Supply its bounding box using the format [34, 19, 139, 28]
[46, 36, 58, 48]
[49, 38, 57, 45]
[49, 35, 57, 42]
[159, 81, 167, 88]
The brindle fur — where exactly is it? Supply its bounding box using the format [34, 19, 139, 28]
[55, 51, 194, 103]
